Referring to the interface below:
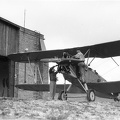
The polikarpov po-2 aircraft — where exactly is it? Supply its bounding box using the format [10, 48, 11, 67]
[8, 40, 120, 101]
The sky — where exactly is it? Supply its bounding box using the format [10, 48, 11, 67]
[1, 0, 120, 81]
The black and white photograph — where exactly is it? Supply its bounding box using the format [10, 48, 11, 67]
[0, 0, 120, 119]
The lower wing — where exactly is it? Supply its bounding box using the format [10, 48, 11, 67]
[15, 84, 84, 93]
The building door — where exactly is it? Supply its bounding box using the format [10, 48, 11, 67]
[0, 56, 15, 97]
[0, 57, 9, 97]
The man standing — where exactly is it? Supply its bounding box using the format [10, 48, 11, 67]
[73, 50, 88, 90]
[49, 66, 58, 100]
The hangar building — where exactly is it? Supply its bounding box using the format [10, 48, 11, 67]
[0, 17, 48, 99]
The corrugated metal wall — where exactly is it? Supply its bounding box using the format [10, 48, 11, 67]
[0, 18, 19, 97]
[0, 19, 19, 55]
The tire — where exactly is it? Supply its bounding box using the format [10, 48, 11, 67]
[87, 89, 95, 102]
[114, 98, 119, 102]
[58, 90, 67, 100]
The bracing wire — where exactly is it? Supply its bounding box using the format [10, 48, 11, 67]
[93, 58, 111, 69]
[102, 66, 119, 76]
[102, 58, 120, 76]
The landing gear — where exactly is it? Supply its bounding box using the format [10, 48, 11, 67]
[114, 93, 120, 101]
[79, 81, 95, 102]
[87, 89, 95, 101]
[114, 98, 119, 101]
[58, 90, 67, 100]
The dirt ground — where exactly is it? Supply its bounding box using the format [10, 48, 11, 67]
[0, 94, 120, 120]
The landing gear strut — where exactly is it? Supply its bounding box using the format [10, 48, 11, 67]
[79, 81, 96, 102]
[58, 90, 67, 100]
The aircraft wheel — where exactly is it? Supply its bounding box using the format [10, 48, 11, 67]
[58, 91, 67, 100]
[87, 89, 95, 102]
[114, 98, 117, 101]
[114, 98, 119, 102]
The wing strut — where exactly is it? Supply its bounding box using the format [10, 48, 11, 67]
[111, 57, 119, 66]
[37, 65, 43, 84]
[88, 57, 96, 66]
[86, 49, 90, 67]
[84, 49, 90, 57]
[27, 56, 36, 83]
[24, 62, 27, 83]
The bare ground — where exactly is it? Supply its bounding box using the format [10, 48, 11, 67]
[0, 93, 120, 120]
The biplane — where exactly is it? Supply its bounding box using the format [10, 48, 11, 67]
[8, 40, 120, 101]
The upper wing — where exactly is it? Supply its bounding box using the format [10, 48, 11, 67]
[8, 48, 89, 62]
[8, 40, 120, 62]
[89, 40, 120, 58]
[8, 50, 65, 62]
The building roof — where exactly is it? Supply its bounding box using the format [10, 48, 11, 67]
[0, 17, 45, 40]
[0, 17, 20, 29]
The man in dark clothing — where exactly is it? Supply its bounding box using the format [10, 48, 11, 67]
[72, 50, 85, 82]
[49, 66, 58, 100]
[73, 50, 88, 91]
